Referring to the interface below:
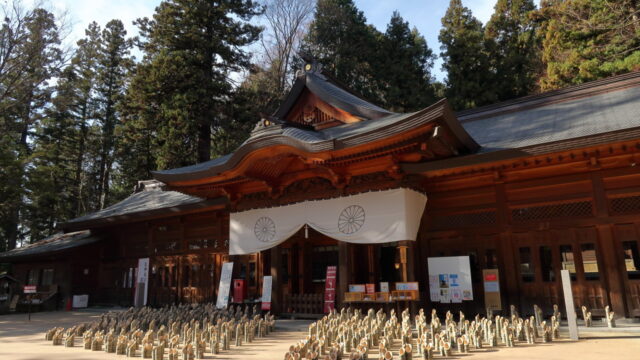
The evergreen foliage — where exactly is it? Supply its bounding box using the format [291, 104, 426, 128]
[121, 0, 262, 173]
[538, 0, 640, 90]
[0, 4, 64, 250]
[485, 0, 540, 100]
[378, 12, 437, 112]
[300, 0, 383, 103]
[439, 0, 496, 110]
[301, 1, 438, 112]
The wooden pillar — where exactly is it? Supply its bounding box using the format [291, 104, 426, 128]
[269, 247, 281, 314]
[367, 245, 377, 283]
[338, 241, 349, 306]
[597, 224, 627, 317]
[401, 240, 418, 315]
[591, 172, 627, 317]
[493, 181, 517, 311]
[398, 241, 415, 282]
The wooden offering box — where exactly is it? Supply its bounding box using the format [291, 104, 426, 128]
[344, 292, 364, 302]
[375, 292, 390, 302]
[391, 290, 419, 301]
[362, 293, 376, 301]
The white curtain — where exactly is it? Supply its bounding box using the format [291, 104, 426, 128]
[229, 188, 427, 255]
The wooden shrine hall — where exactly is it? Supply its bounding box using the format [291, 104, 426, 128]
[2, 64, 640, 319]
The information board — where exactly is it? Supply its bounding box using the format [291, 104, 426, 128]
[428, 256, 473, 302]
[72, 294, 89, 308]
[134, 258, 149, 307]
[482, 269, 501, 311]
[261, 275, 273, 311]
[216, 262, 234, 309]
[323, 266, 337, 313]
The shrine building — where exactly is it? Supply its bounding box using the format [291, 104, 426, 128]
[2, 64, 640, 319]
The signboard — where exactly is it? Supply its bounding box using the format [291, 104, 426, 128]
[365, 283, 375, 294]
[428, 256, 473, 302]
[134, 258, 150, 307]
[23, 285, 36, 294]
[395, 282, 419, 291]
[72, 294, 89, 308]
[348, 284, 366, 293]
[216, 262, 234, 309]
[323, 266, 337, 313]
[380, 282, 389, 293]
[261, 276, 273, 311]
[482, 269, 502, 311]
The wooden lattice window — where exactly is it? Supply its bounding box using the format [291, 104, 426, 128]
[431, 210, 497, 230]
[511, 201, 593, 223]
[610, 195, 640, 215]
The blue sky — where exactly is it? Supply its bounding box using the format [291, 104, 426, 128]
[24, 0, 539, 81]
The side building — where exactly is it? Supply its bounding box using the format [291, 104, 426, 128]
[2, 66, 640, 318]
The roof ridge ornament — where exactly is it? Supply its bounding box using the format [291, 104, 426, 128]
[298, 52, 322, 74]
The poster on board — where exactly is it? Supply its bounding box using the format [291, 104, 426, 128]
[427, 256, 473, 302]
[216, 262, 234, 309]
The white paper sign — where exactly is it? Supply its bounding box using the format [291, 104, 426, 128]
[72, 294, 89, 308]
[134, 258, 149, 307]
[216, 262, 234, 309]
[261, 275, 273, 310]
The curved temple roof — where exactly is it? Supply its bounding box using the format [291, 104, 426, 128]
[56, 71, 640, 233]
[0, 231, 101, 261]
[154, 71, 640, 184]
[153, 99, 479, 183]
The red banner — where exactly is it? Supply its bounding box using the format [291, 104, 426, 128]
[323, 266, 337, 313]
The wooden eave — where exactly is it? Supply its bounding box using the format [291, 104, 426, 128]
[403, 126, 640, 179]
[411, 136, 640, 194]
[164, 100, 478, 199]
[62, 197, 228, 232]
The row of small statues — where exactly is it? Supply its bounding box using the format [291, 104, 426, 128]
[581, 305, 616, 328]
[45, 303, 276, 359]
[285, 304, 565, 360]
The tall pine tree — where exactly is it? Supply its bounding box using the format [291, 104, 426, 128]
[92, 20, 133, 209]
[379, 11, 437, 112]
[26, 66, 79, 240]
[439, 0, 495, 110]
[485, 0, 540, 100]
[0, 5, 64, 249]
[121, 0, 262, 173]
[300, 0, 383, 104]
